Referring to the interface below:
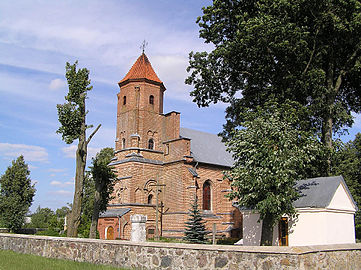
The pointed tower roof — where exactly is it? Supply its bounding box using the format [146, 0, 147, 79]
[118, 53, 165, 90]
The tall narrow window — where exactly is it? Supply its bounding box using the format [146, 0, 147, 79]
[122, 138, 126, 149]
[123, 96, 126, 105]
[147, 194, 153, 204]
[149, 95, 154, 105]
[278, 217, 288, 246]
[148, 139, 154, 150]
[203, 181, 211, 210]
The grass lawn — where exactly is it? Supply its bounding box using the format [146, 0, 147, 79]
[0, 249, 128, 270]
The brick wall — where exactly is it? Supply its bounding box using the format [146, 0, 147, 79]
[104, 56, 241, 241]
[1, 234, 360, 269]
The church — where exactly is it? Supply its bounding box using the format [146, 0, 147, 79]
[97, 53, 242, 240]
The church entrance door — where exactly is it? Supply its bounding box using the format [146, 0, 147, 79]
[106, 226, 114, 240]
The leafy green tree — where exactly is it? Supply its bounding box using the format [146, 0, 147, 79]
[0, 156, 35, 232]
[186, 0, 361, 152]
[226, 102, 325, 245]
[55, 205, 71, 219]
[30, 207, 55, 228]
[57, 61, 101, 237]
[89, 148, 115, 238]
[184, 195, 208, 244]
[78, 172, 94, 238]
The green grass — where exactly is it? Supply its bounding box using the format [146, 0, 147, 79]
[0, 249, 128, 270]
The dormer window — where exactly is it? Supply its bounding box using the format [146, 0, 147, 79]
[149, 95, 154, 105]
[123, 96, 126, 105]
[148, 139, 154, 150]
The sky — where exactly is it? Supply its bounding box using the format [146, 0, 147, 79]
[1, 1, 361, 213]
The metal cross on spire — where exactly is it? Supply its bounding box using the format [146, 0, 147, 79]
[140, 40, 148, 54]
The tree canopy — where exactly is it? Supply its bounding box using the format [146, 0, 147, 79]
[89, 147, 115, 238]
[57, 61, 101, 237]
[30, 207, 54, 228]
[0, 156, 35, 232]
[186, 0, 361, 149]
[226, 101, 325, 245]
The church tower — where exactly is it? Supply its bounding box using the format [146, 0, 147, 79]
[98, 53, 241, 241]
[115, 53, 167, 152]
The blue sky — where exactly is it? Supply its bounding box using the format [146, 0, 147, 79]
[1, 0, 360, 213]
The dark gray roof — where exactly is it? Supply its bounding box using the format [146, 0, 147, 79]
[180, 127, 234, 167]
[294, 175, 357, 209]
[234, 176, 357, 211]
[109, 156, 163, 166]
[99, 208, 131, 218]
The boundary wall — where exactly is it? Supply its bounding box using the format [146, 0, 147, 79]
[0, 233, 360, 269]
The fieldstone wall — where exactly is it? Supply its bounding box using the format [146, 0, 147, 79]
[0, 233, 360, 269]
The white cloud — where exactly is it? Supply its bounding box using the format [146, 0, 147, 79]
[28, 165, 38, 169]
[62, 145, 101, 160]
[0, 143, 48, 162]
[50, 180, 73, 187]
[50, 180, 62, 186]
[49, 78, 66, 90]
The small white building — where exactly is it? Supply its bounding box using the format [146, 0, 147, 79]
[241, 176, 358, 246]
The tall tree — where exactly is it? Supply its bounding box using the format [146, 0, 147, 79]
[78, 172, 94, 238]
[186, 0, 361, 152]
[0, 156, 35, 232]
[57, 61, 101, 237]
[184, 195, 208, 244]
[89, 148, 115, 238]
[226, 101, 325, 245]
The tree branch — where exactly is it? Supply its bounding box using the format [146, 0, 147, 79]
[333, 42, 361, 94]
[343, 42, 361, 70]
[303, 28, 319, 75]
[86, 124, 101, 145]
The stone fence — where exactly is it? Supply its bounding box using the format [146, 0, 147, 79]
[0, 233, 360, 269]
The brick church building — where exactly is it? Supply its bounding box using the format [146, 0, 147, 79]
[97, 53, 242, 240]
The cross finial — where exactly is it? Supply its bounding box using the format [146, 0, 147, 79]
[140, 40, 148, 54]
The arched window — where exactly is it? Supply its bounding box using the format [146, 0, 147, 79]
[122, 138, 126, 149]
[123, 96, 126, 105]
[147, 194, 153, 204]
[149, 95, 154, 105]
[148, 138, 154, 150]
[203, 181, 211, 210]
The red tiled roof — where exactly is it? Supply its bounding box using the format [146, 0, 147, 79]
[119, 53, 163, 86]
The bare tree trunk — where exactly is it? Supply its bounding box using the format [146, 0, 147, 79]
[260, 215, 273, 246]
[67, 133, 87, 237]
[322, 116, 333, 149]
[89, 185, 102, 238]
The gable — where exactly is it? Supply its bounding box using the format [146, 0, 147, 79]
[293, 176, 357, 211]
[328, 183, 357, 211]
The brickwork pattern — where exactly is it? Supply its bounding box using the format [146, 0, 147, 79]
[99, 54, 242, 240]
[1, 234, 360, 270]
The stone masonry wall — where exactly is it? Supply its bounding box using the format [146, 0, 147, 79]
[0, 233, 360, 269]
